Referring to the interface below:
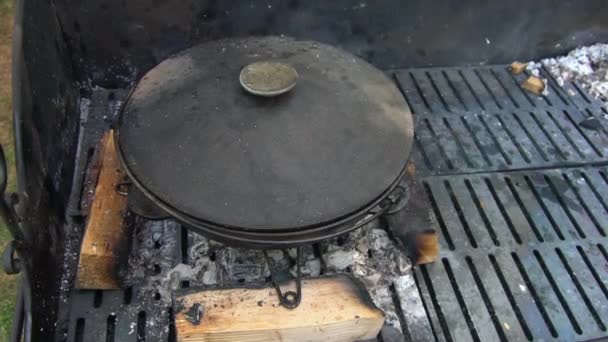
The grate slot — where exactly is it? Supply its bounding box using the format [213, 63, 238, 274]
[478, 177, 523, 245]
[473, 69, 506, 110]
[456, 69, 486, 111]
[388, 283, 409, 338]
[494, 252, 556, 339]
[94, 290, 103, 308]
[545, 110, 586, 160]
[442, 180, 478, 248]
[441, 69, 474, 111]
[459, 179, 500, 246]
[521, 175, 567, 240]
[488, 69, 521, 109]
[564, 109, 606, 158]
[486, 254, 534, 340]
[513, 252, 569, 338]
[427, 118, 468, 170]
[579, 170, 608, 224]
[411, 70, 450, 113]
[410, 273, 440, 342]
[113, 310, 138, 342]
[413, 136, 434, 171]
[493, 114, 534, 163]
[440, 70, 470, 112]
[447, 116, 488, 168]
[578, 245, 608, 301]
[546, 111, 586, 159]
[441, 258, 483, 342]
[394, 71, 429, 115]
[542, 175, 588, 239]
[106, 314, 116, 342]
[514, 112, 558, 162]
[418, 265, 455, 342]
[528, 112, 569, 161]
[137, 311, 146, 342]
[556, 247, 608, 332]
[510, 113, 550, 162]
[501, 177, 544, 243]
[465, 257, 508, 342]
[423, 182, 455, 251]
[461, 69, 501, 112]
[477, 115, 513, 165]
[584, 108, 608, 135]
[562, 173, 607, 237]
[485, 115, 526, 165]
[532, 250, 588, 335]
[572, 82, 593, 105]
[461, 115, 507, 167]
[425, 70, 452, 112]
[442, 117, 475, 168]
[74, 318, 86, 342]
[422, 261, 476, 342]
[422, 118, 457, 170]
[428, 69, 466, 112]
[415, 119, 451, 171]
[505, 176, 556, 241]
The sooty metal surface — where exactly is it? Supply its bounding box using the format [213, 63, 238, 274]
[398, 64, 608, 341]
[64, 64, 608, 342]
[417, 167, 608, 342]
[395, 65, 608, 176]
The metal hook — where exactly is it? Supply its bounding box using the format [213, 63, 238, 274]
[263, 246, 302, 309]
[115, 181, 131, 196]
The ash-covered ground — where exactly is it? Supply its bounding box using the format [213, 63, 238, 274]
[527, 43, 608, 105]
[124, 218, 412, 331]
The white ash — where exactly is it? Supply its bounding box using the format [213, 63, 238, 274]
[531, 43, 608, 104]
[321, 223, 412, 329]
[124, 219, 411, 331]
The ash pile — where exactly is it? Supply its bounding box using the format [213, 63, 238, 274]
[123, 217, 412, 331]
[528, 43, 608, 105]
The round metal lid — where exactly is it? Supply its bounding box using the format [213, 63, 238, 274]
[116, 37, 414, 232]
[239, 61, 298, 96]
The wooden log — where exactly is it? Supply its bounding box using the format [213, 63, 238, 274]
[175, 275, 385, 342]
[76, 130, 128, 289]
[521, 76, 546, 95]
[509, 61, 528, 75]
[386, 161, 439, 265]
[407, 230, 439, 265]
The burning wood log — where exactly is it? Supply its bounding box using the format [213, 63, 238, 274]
[75, 130, 129, 289]
[174, 275, 385, 342]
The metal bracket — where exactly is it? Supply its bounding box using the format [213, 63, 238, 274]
[384, 185, 408, 214]
[263, 247, 302, 309]
[2, 240, 21, 275]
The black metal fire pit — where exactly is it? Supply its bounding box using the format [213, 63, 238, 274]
[115, 36, 414, 249]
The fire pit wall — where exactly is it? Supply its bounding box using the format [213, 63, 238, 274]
[10, 0, 608, 340]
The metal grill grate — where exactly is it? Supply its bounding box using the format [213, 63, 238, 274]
[416, 166, 608, 342]
[395, 65, 605, 116]
[395, 66, 608, 176]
